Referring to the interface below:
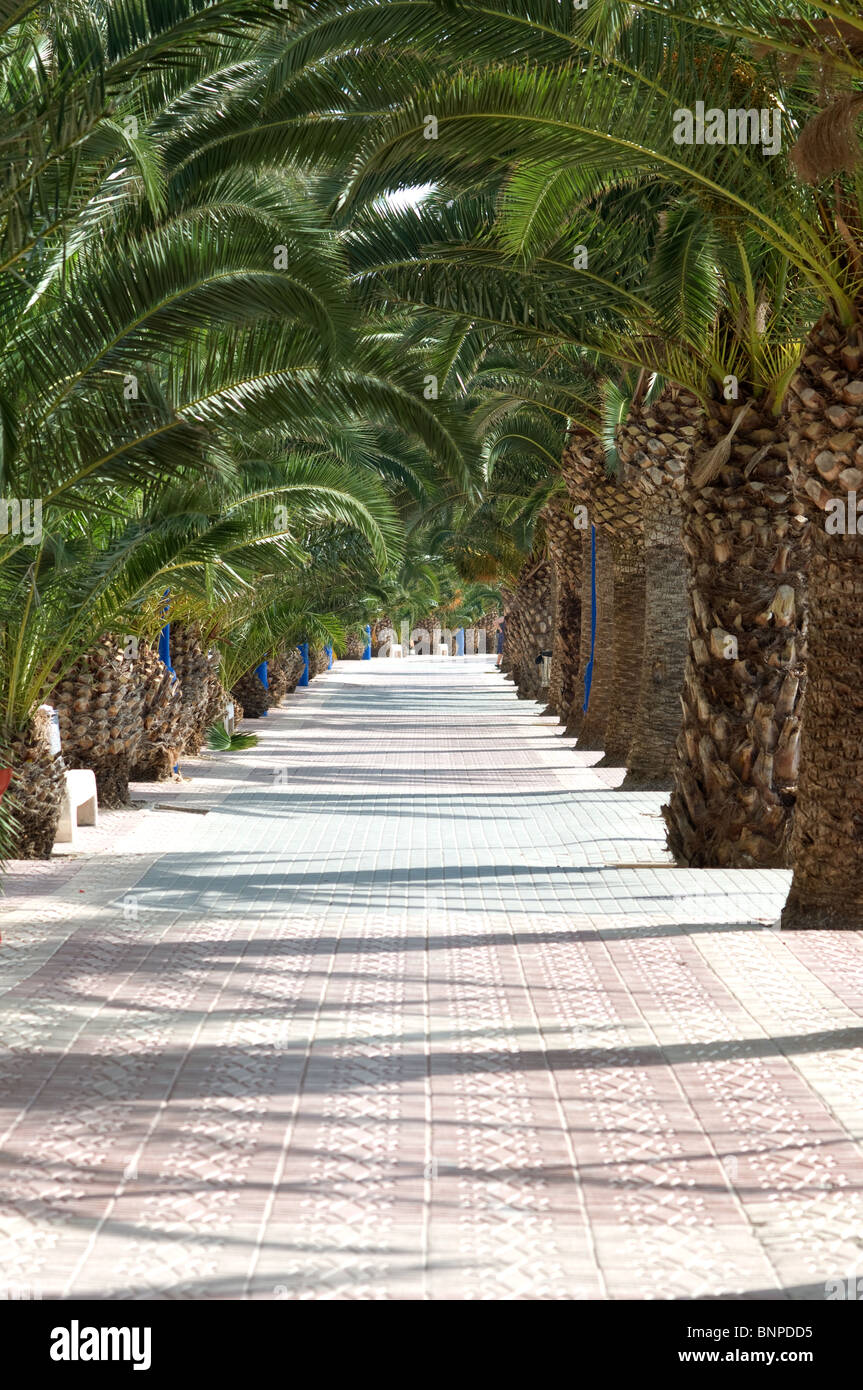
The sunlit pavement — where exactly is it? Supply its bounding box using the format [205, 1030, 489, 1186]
[1, 655, 862, 1300]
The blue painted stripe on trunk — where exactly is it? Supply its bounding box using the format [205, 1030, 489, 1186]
[582, 523, 597, 713]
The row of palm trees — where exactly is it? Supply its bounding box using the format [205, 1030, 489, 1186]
[0, 1, 480, 861]
[302, 0, 860, 930]
[4, 2, 863, 933]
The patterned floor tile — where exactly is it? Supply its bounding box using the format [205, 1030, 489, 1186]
[0, 656, 860, 1299]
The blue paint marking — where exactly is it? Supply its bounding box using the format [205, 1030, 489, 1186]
[255, 658, 268, 714]
[582, 523, 597, 714]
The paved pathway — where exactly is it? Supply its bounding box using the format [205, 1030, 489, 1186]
[1, 656, 863, 1300]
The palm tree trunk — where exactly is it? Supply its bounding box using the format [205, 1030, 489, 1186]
[267, 649, 304, 702]
[623, 491, 689, 788]
[554, 573, 582, 720]
[171, 622, 230, 757]
[310, 647, 329, 678]
[501, 553, 552, 701]
[232, 668, 274, 719]
[7, 707, 66, 857]
[373, 616, 394, 655]
[130, 641, 189, 782]
[598, 533, 646, 765]
[559, 428, 644, 751]
[540, 497, 582, 720]
[545, 559, 560, 711]
[54, 636, 145, 807]
[499, 587, 515, 675]
[286, 649, 305, 690]
[615, 388, 701, 788]
[479, 609, 501, 657]
[564, 548, 595, 738]
[576, 528, 615, 750]
[781, 313, 863, 927]
[664, 394, 808, 868]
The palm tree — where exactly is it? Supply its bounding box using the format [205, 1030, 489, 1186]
[11, 0, 856, 904]
[436, 0, 863, 906]
[464, 342, 585, 712]
[545, 0, 863, 917]
[334, 32, 819, 867]
[0, 2, 482, 854]
[657, 2, 863, 925]
[615, 378, 700, 787]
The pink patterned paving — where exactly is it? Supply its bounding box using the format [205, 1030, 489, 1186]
[0, 656, 861, 1300]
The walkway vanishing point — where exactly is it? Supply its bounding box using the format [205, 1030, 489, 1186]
[1, 655, 863, 1300]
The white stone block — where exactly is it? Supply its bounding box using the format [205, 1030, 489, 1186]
[56, 769, 98, 846]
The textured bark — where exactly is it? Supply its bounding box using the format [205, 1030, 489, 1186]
[545, 560, 559, 710]
[478, 610, 502, 657]
[343, 633, 366, 659]
[616, 388, 699, 495]
[616, 389, 701, 788]
[499, 588, 514, 674]
[53, 636, 145, 807]
[565, 546, 595, 738]
[559, 430, 643, 751]
[664, 394, 808, 868]
[598, 534, 646, 765]
[540, 497, 582, 720]
[576, 528, 615, 750]
[446, 608, 502, 658]
[231, 669, 274, 719]
[310, 647, 329, 678]
[416, 615, 459, 654]
[782, 315, 863, 927]
[130, 641, 189, 782]
[373, 616, 395, 654]
[554, 583, 581, 717]
[267, 658, 288, 703]
[7, 707, 66, 858]
[289, 650, 306, 689]
[268, 649, 304, 701]
[500, 553, 553, 700]
[171, 623, 230, 757]
[623, 492, 689, 787]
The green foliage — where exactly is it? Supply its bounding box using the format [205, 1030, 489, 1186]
[0, 2, 475, 740]
[1, 0, 857, 812]
[206, 723, 259, 752]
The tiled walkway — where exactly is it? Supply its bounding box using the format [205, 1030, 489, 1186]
[1, 655, 863, 1299]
